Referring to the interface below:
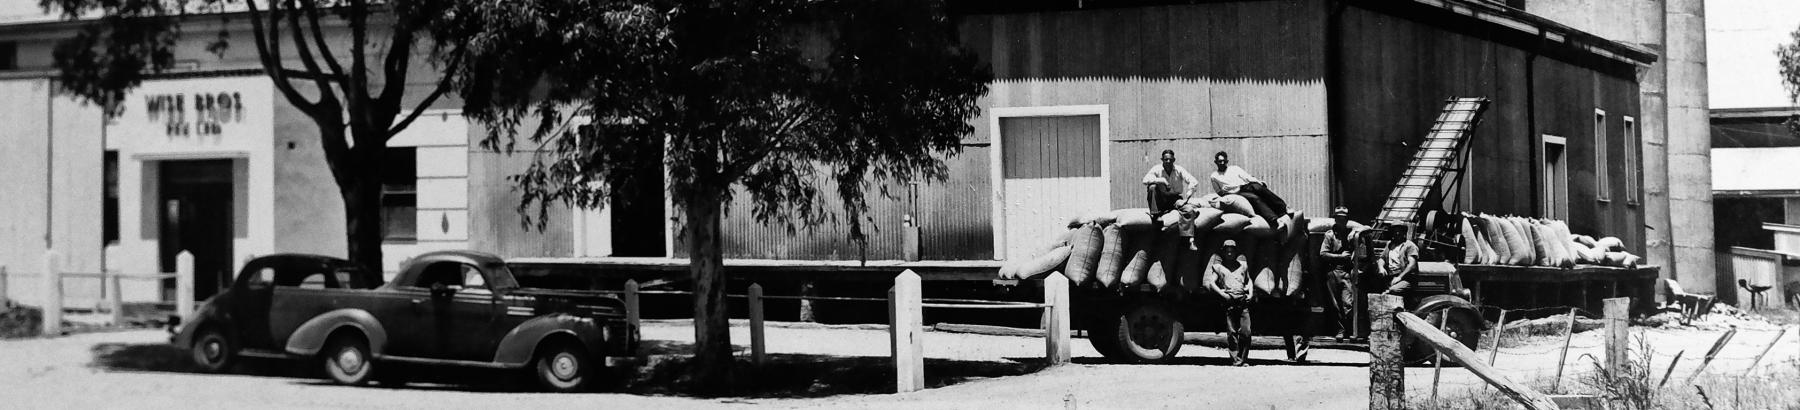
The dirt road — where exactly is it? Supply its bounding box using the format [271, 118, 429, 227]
[1, 321, 1791, 409]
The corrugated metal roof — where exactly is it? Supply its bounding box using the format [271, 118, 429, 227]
[1712, 147, 1800, 193]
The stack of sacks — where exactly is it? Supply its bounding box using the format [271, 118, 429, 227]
[997, 203, 1312, 298]
[1455, 213, 1640, 269]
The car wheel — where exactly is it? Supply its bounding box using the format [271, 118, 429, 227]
[533, 341, 592, 393]
[1403, 303, 1482, 365]
[190, 328, 236, 373]
[1103, 299, 1184, 363]
[321, 334, 375, 386]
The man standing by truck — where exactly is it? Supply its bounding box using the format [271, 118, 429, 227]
[1319, 206, 1359, 341]
[1204, 240, 1254, 366]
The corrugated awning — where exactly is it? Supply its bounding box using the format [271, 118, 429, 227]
[1712, 147, 1800, 195]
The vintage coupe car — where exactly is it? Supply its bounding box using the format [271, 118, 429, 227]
[169, 251, 640, 392]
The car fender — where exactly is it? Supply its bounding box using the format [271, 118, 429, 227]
[491, 313, 603, 367]
[170, 299, 226, 349]
[283, 308, 389, 357]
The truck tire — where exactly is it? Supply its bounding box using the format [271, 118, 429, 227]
[321, 333, 375, 386]
[190, 327, 236, 373]
[1098, 300, 1184, 363]
[533, 341, 593, 393]
[1403, 298, 1482, 365]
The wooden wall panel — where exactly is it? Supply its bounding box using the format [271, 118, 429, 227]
[467, 149, 574, 258]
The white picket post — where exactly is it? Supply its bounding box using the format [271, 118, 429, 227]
[1044, 272, 1071, 365]
[42, 250, 63, 336]
[889, 269, 924, 393]
[108, 270, 125, 326]
[176, 251, 195, 321]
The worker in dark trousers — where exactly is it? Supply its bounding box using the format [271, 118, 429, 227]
[1207, 151, 1288, 228]
[1319, 206, 1359, 342]
[1204, 240, 1253, 366]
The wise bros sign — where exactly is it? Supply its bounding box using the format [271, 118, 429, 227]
[143, 91, 246, 137]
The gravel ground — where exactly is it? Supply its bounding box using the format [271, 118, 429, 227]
[1, 320, 1793, 409]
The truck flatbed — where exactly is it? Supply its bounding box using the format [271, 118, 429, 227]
[1457, 264, 1660, 315]
[507, 257, 1005, 282]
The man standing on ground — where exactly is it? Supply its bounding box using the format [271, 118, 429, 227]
[1208, 151, 1288, 228]
[1142, 149, 1199, 215]
[1378, 224, 1419, 295]
[1319, 206, 1359, 341]
[1204, 239, 1254, 366]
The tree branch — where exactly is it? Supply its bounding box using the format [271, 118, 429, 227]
[376, 24, 416, 111]
[285, 0, 341, 108]
[388, 52, 461, 135]
[301, 0, 350, 81]
[244, 0, 320, 116]
[346, 0, 372, 137]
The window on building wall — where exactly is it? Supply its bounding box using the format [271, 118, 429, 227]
[1594, 109, 1610, 202]
[104, 150, 118, 244]
[1623, 116, 1639, 205]
[0, 42, 16, 70]
[381, 147, 418, 242]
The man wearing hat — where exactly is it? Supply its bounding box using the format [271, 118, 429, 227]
[1204, 239, 1254, 366]
[1319, 206, 1360, 341]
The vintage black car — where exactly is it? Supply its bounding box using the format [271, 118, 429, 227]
[170, 251, 640, 392]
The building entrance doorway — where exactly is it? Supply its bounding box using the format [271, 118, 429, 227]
[159, 159, 236, 301]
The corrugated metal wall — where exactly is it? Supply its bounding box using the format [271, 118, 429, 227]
[710, 0, 1335, 260]
[468, 147, 574, 258]
[677, 148, 992, 261]
[1334, 3, 1645, 250]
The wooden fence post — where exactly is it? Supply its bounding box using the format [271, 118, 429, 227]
[890, 269, 924, 393]
[1368, 293, 1405, 410]
[1, 266, 10, 305]
[623, 279, 640, 330]
[1686, 328, 1738, 383]
[1397, 312, 1560, 410]
[1604, 297, 1630, 374]
[1743, 328, 1788, 375]
[176, 251, 195, 321]
[1552, 307, 1577, 392]
[749, 283, 766, 367]
[1044, 272, 1071, 365]
[1488, 309, 1507, 366]
[108, 270, 125, 326]
[42, 250, 63, 336]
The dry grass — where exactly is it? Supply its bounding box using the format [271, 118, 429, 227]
[1423, 334, 1800, 410]
[0, 305, 43, 339]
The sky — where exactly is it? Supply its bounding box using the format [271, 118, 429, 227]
[1707, 0, 1800, 109]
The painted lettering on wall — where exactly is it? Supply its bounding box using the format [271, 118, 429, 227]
[144, 92, 246, 137]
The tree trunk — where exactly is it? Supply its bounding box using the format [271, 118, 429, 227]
[341, 149, 385, 276]
[686, 195, 733, 395]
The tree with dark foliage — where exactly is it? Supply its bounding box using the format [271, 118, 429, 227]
[431, 0, 990, 394]
[41, 0, 458, 272]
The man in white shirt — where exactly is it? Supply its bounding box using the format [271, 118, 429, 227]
[1209, 151, 1289, 228]
[1142, 149, 1200, 214]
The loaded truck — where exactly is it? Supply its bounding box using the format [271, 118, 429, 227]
[1014, 97, 1655, 365]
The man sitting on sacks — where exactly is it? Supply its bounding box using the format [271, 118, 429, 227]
[1203, 239, 1255, 367]
[1141, 149, 1200, 216]
[1377, 224, 1420, 295]
[1207, 151, 1289, 229]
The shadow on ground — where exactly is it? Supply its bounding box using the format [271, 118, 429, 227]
[87, 339, 1049, 397]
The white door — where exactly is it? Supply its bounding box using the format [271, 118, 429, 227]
[998, 113, 1108, 260]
